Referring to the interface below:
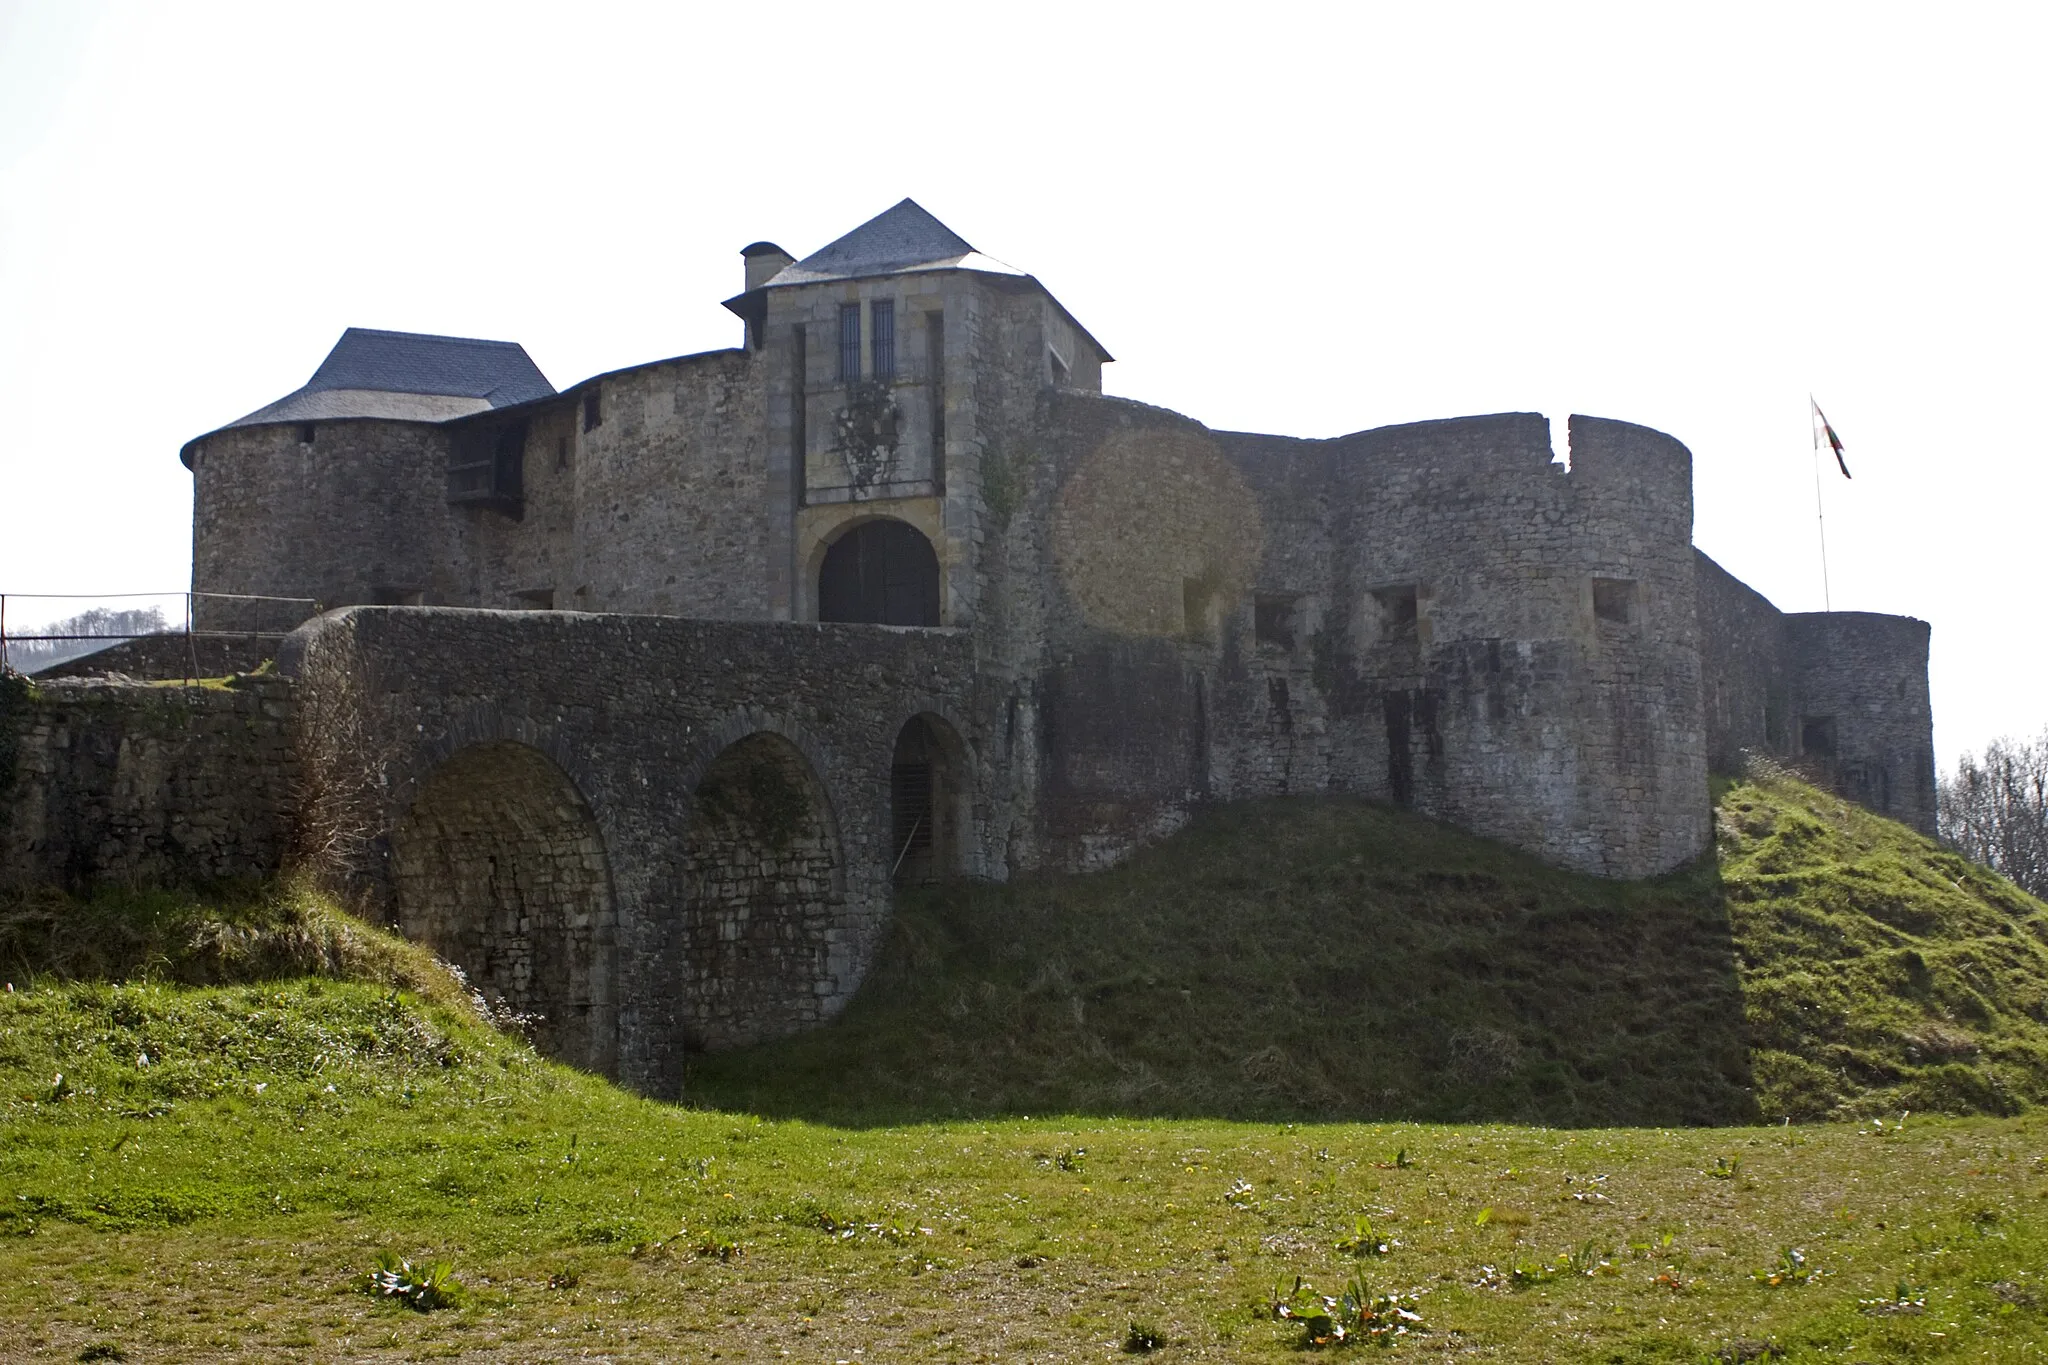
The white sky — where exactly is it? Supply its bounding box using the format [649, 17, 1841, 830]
[1, 2, 2041, 769]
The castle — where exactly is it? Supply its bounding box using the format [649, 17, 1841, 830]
[11, 200, 1935, 1092]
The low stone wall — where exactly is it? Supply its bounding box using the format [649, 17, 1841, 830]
[30, 633, 280, 682]
[0, 673, 297, 891]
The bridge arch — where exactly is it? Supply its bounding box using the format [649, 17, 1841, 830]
[677, 728, 848, 1050]
[389, 740, 618, 1075]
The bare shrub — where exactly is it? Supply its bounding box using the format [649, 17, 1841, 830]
[287, 619, 403, 909]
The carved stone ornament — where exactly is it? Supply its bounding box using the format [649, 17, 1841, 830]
[832, 379, 903, 495]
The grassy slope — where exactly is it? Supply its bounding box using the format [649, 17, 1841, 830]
[4, 978, 2048, 1362]
[4, 775, 2048, 1360]
[689, 771, 2048, 1126]
[1718, 774, 2048, 1119]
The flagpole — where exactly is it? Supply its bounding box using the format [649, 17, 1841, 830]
[1809, 396, 1832, 613]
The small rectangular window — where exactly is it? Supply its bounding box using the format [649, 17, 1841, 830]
[1592, 577, 1636, 624]
[871, 299, 895, 382]
[555, 436, 570, 471]
[1254, 593, 1299, 649]
[582, 387, 602, 432]
[1373, 584, 1420, 638]
[297, 423, 317, 444]
[839, 303, 862, 383]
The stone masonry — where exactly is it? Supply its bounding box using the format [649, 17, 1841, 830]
[1, 674, 296, 891]
[2, 198, 1938, 1086]
[283, 605, 982, 1097]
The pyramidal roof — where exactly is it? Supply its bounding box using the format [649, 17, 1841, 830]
[765, 198, 1024, 287]
[224, 329, 553, 429]
[182, 328, 557, 464]
[303, 328, 555, 405]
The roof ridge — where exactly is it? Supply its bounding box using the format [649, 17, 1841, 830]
[338, 325, 530, 349]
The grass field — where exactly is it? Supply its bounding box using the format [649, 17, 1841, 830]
[5, 771, 2048, 1361]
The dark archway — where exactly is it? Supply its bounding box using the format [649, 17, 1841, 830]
[818, 518, 941, 626]
[390, 741, 617, 1075]
[679, 732, 844, 1050]
[890, 713, 969, 883]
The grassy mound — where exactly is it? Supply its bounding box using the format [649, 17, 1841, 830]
[0, 880, 474, 1015]
[1720, 768, 2048, 1119]
[688, 771, 2048, 1126]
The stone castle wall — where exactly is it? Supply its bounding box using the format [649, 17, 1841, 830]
[1691, 552, 1935, 835]
[174, 262, 1934, 887]
[1786, 612, 1936, 834]
[1694, 550, 1794, 772]
[1001, 398, 1711, 877]
[190, 350, 771, 623]
[546, 349, 768, 618]
[284, 606, 983, 1096]
[0, 675, 297, 890]
[190, 420, 453, 627]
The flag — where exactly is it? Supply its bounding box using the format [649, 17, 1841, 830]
[1811, 399, 1850, 479]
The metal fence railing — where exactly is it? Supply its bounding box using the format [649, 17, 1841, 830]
[0, 591, 322, 681]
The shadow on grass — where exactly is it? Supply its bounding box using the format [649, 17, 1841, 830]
[683, 798, 1760, 1130]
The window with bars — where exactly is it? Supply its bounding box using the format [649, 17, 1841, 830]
[871, 299, 895, 381]
[839, 303, 861, 383]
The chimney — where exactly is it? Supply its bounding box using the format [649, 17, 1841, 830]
[741, 241, 794, 292]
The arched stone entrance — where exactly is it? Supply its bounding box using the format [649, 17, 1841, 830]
[679, 731, 845, 1049]
[390, 741, 617, 1075]
[890, 713, 970, 883]
[818, 518, 941, 626]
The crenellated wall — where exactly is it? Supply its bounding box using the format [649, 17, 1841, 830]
[988, 399, 1713, 877]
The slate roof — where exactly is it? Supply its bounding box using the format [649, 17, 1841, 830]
[731, 199, 1110, 361]
[301, 328, 556, 405]
[181, 329, 558, 463]
[764, 198, 1024, 287]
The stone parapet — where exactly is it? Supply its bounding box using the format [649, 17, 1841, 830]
[0, 674, 297, 891]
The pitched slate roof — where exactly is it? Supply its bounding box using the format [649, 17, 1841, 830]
[764, 198, 1024, 287]
[181, 329, 557, 461]
[301, 328, 556, 405]
[727, 199, 1110, 361]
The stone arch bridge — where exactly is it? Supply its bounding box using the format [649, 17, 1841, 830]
[283, 606, 985, 1098]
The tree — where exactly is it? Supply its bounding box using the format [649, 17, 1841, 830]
[1939, 730, 2048, 898]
